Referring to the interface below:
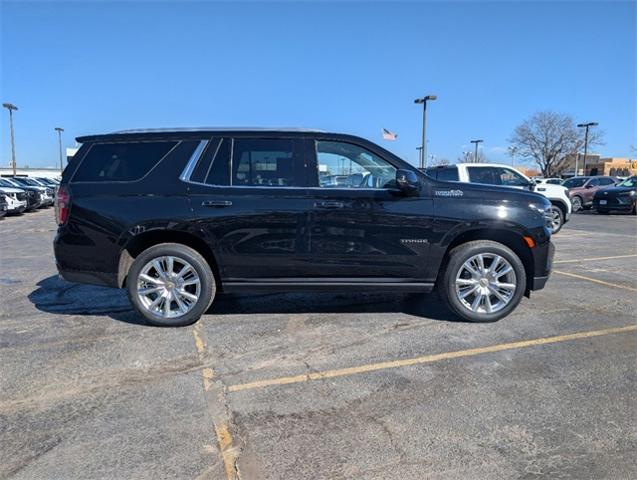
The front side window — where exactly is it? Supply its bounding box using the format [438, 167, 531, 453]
[73, 141, 177, 182]
[315, 141, 396, 189]
[598, 177, 615, 186]
[232, 138, 301, 187]
[562, 177, 588, 188]
[467, 166, 529, 186]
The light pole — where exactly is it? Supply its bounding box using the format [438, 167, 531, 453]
[414, 94, 437, 169]
[507, 145, 518, 167]
[2, 102, 18, 175]
[577, 122, 598, 175]
[470, 139, 483, 163]
[55, 127, 65, 174]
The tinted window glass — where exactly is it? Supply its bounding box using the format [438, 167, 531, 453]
[588, 178, 600, 186]
[73, 141, 177, 182]
[232, 138, 301, 187]
[562, 177, 588, 188]
[467, 166, 528, 186]
[315, 141, 396, 188]
[436, 167, 459, 181]
[190, 139, 221, 184]
[205, 139, 231, 185]
[598, 177, 615, 185]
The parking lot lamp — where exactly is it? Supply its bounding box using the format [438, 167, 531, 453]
[577, 122, 598, 175]
[414, 95, 437, 169]
[470, 139, 483, 163]
[2, 102, 18, 176]
[55, 127, 65, 174]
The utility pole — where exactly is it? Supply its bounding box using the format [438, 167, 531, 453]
[55, 128, 65, 174]
[577, 122, 598, 175]
[2, 102, 18, 175]
[507, 145, 518, 167]
[414, 94, 437, 169]
[470, 139, 483, 163]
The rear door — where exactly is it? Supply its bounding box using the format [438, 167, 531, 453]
[304, 138, 433, 280]
[184, 136, 312, 282]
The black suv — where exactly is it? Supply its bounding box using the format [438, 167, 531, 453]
[54, 129, 554, 326]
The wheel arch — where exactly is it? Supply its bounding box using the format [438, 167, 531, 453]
[117, 229, 221, 289]
[440, 228, 535, 296]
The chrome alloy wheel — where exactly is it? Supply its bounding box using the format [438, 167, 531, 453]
[136, 256, 201, 319]
[455, 253, 517, 314]
[548, 207, 562, 232]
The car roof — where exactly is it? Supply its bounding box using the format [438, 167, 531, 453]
[76, 127, 327, 143]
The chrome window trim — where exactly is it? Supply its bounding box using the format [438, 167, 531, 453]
[179, 140, 209, 182]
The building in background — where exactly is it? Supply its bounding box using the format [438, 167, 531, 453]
[553, 154, 637, 177]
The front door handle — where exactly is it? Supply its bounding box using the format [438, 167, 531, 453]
[202, 200, 233, 207]
[314, 200, 344, 209]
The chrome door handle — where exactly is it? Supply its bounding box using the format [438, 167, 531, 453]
[201, 200, 232, 207]
[314, 200, 344, 209]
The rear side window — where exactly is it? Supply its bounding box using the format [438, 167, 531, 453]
[232, 138, 301, 187]
[190, 138, 231, 186]
[436, 167, 459, 182]
[73, 141, 177, 182]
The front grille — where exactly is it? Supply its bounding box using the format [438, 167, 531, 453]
[16, 192, 26, 201]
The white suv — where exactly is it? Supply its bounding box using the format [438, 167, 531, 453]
[426, 163, 571, 233]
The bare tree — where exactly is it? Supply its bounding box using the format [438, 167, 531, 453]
[458, 150, 487, 163]
[430, 156, 450, 166]
[508, 111, 604, 177]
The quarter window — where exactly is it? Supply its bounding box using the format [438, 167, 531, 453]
[73, 141, 177, 182]
[232, 139, 301, 187]
[315, 141, 396, 189]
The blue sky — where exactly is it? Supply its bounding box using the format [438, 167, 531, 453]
[1, 0, 635, 168]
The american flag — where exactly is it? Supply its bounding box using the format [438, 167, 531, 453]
[382, 128, 397, 141]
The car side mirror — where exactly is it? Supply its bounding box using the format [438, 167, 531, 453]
[396, 169, 419, 195]
[585, 184, 593, 189]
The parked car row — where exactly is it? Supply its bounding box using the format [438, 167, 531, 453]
[533, 174, 636, 215]
[0, 176, 60, 217]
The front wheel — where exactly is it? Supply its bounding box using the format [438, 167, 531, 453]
[439, 240, 527, 323]
[548, 206, 564, 233]
[127, 243, 216, 327]
[571, 196, 583, 212]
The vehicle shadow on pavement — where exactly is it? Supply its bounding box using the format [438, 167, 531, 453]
[29, 275, 461, 325]
[210, 291, 462, 322]
[28, 275, 146, 326]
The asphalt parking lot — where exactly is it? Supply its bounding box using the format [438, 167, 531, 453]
[1, 209, 635, 480]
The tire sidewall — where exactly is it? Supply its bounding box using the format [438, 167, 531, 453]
[571, 196, 582, 212]
[127, 244, 215, 327]
[442, 242, 527, 323]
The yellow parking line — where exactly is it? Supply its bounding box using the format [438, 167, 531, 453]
[553, 269, 637, 292]
[227, 324, 637, 393]
[554, 254, 637, 264]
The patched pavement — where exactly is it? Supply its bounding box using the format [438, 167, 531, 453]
[1, 209, 635, 479]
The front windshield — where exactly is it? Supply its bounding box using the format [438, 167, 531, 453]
[617, 176, 637, 188]
[562, 177, 588, 188]
[0, 178, 15, 187]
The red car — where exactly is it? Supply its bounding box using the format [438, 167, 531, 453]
[562, 176, 617, 211]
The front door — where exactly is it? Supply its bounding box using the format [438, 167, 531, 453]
[305, 138, 433, 281]
[185, 136, 311, 281]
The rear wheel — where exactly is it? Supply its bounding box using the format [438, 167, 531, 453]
[439, 240, 527, 323]
[127, 243, 215, 327]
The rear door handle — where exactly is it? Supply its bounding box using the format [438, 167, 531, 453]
[314, 200, 344, 209]
[201, 200, 233, 207]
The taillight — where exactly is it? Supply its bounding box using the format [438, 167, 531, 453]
[55, 185, 70, 225]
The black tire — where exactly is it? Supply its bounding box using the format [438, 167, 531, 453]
[548, 205, 564, 234]
[571, 195, 583, 213]
[126, 243, 215, 327]
[438, 240, 527, 323]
